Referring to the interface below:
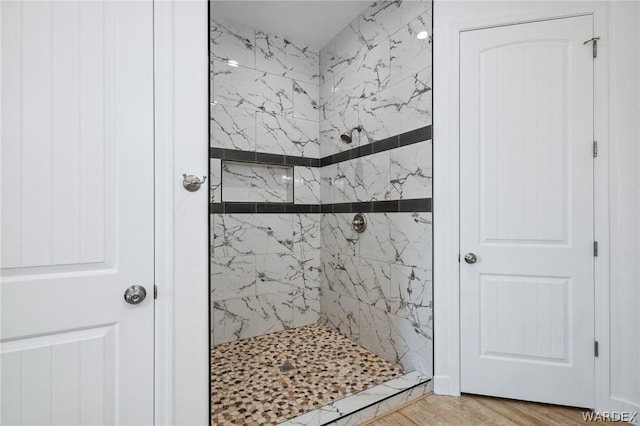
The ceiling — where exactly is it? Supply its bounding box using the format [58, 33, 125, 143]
[210, 1, 371, 51]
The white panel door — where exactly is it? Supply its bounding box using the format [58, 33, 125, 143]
[1, 1, 154, 424]
[460, 16, 595, 408]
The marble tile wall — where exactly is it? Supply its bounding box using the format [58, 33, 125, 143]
[209, 15, 321, 344]
[319, 0, 432, 157]
[210, 1, 434, 380]
[211, 213, 321, 344]
[318, 0, 434, 377]
[319, 213, 433, 375]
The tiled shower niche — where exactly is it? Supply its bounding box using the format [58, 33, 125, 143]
[221, 161, 293, 203]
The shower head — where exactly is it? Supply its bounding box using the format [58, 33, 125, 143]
[340, 126, 363, 144]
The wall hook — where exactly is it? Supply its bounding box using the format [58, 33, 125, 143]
[182, 173, 206, 192]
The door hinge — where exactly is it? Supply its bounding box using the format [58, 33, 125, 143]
[594, 241, 599, 257]
[458, 253, 460, 263]
[154, 285, 158, 299]
[583, 37, 601, 58]
[593, 141, 598, 158]
[594, 341, 599, 357]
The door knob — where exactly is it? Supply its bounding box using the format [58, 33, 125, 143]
[124, 285, 147, 305]
[464, 253, 477, 264]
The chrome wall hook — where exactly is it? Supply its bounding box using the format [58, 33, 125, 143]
[182, 174, 207, 192]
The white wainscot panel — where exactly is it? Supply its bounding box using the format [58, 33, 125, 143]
[1, 325, 117, 425]
[479, 275, 569, 362]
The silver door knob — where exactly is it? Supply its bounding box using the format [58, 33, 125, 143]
[124, 285, 147, 305]
[464, 253, 477, 264]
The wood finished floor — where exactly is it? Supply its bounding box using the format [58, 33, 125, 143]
[364, 393, 616, 425]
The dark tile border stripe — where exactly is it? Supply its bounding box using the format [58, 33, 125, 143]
[210, 198, 431, 214]
[211, 125, 432, 168]
[209, 203, 321, 214]
[210, 148, 321, 167]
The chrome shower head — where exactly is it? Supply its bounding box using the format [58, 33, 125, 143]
[340, 126, 363, 144]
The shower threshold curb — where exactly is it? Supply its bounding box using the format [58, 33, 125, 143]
[280, 371, 432, 426]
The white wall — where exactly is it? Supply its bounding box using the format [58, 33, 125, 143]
[607, 1, 640, 418]
[434, 1, 640, 417]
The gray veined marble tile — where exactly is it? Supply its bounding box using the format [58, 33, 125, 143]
[358, 0, 431, 50]
[390, 264, 432, 327]
[331, 254, 359, 299]
[331, 70, 364, 127]
[389, 9, 432, 86]
[301, 249, 322, 286]
[222, 161, 293, 203]
[333, 255, 392, 310]
[320, 288, 360, 341]
[212, 214, 293, 257]
[282, 371, 431, 426]
[209, 17, 255, 68]
[358, 304, 396, 363]
[390, 313, 433, 375]
[320, 112, 355, 158]
[389, 212, 432, 268]
[210, 103, 256, 151]
[293, 214, 321, 253]
[212, 59, 293, 116]
[319, 78, 335, 121]
[320, 250, 336, 291]
[292, 80, 319, 121]
[352, 257, 392, 310]
[255, 252, 304, 294]
[358, 213, 431, 267]
[360, 67, 432, 143]
[256, 112, 319, 158]
[255, 31, 320, 85]
[210, 158, 222, 203]
[327, 372, 432, 425]
[389, 140, 432, 199]
[355, 39, 392, 99]
[325, 371, 429, 423]
[292, 286, 321, 327]
[320, 22, 360, 84]
[210, 255, 256, 301]
[336, 153, 391, 203]
[212, 293, 293, 344]
[293, 166, 320, 205]
[320, 164, 336, 205]
[320, 213, 359, 257]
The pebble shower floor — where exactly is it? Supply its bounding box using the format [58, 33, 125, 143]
[211, 323, 404, 425]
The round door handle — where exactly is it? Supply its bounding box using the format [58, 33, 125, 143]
[464, 253, 477, 264]
[124, 285, 147, 305]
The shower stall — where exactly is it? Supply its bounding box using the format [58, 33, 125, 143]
[209, 1, 433, 423]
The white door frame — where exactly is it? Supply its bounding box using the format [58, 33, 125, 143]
[154, 0, 209, 424]
[433, 0, 610, 412]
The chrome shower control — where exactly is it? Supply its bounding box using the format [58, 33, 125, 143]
[124, 285, 147, 305]
[352, 213, 367, 233]
[464, 253, 477, 264]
